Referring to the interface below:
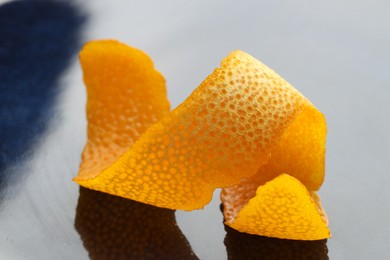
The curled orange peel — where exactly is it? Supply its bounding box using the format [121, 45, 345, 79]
[73, 40, 329, 240]
[75, 45, 326, 211]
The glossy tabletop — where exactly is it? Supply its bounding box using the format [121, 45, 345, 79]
[1, 0, 389, 259]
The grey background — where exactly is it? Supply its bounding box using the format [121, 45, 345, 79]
[1, 0, 389, 259]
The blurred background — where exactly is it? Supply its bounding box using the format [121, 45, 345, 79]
[0, 0, 389, 259]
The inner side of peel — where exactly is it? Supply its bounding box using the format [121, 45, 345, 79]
[310, 192, 329, 226]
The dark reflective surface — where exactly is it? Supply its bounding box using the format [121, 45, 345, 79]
[224, 225, 328, 260]
[75, 187, 198, 259]
[0, 0, 85, 189]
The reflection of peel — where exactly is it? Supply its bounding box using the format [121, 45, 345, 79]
[75, 187, 198, 259]
[224, 224, 328, 260]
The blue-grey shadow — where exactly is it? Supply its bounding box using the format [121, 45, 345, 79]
[0, 0, 86, 190]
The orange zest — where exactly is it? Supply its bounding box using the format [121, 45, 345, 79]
[73, 40, 329, 240]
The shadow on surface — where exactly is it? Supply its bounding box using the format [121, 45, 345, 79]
[0, 0, 85, 189]
[75, 187, 198, 259]
[224, 225, 328, 260]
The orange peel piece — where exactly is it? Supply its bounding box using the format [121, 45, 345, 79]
[221, 174, 330, 240]
[75, 47, 326, 211]
[74, 40, 170, 181]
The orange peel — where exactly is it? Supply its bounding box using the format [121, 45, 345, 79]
[74, 39, 170, 181]
[75, 47, 326, 212]
[74, 40, 329, 240]
[221, 174, 330, 240]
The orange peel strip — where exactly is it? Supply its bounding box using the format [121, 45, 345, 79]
[75, 48, 326, 211]
[74, 40, 170, 181]
[221, 174, 330, 240]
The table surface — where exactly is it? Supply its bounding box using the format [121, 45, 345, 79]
[1, 0, 389, 259]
